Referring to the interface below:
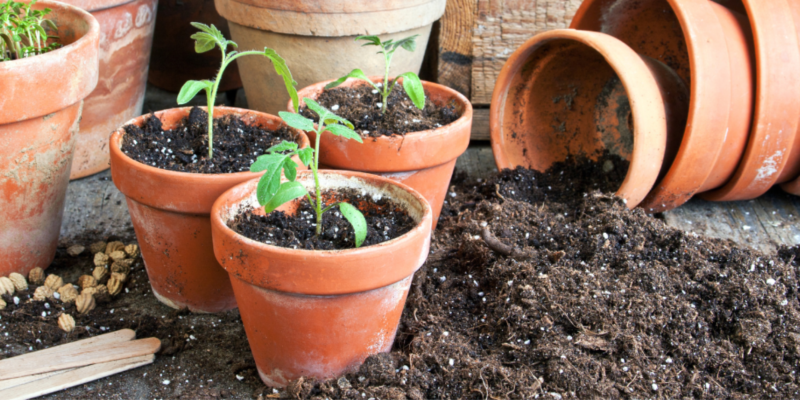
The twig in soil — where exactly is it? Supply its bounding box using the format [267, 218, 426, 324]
[480, 227, 536, 261]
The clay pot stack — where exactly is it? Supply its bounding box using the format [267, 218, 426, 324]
[490, 0, 800, 211]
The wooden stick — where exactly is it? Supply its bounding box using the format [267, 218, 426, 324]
[0, 354, 154, 400]
[0, 369, 75, 391]
[0, 337, 160, 380]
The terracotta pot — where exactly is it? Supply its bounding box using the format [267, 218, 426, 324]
[701, 0, 800, 201]
[777, 0, 800, 196]
[148, 0, 241, 92]
[110, 107, 309, 312]
[0, 1, 99, 277]
[214, 0, 446, 115]
[490, 29, 689, 209]
[570, 0, 756, 211]
[62, 0, 158, 180]
[293, 77, 472, 230]
[211, 170, 432, 386]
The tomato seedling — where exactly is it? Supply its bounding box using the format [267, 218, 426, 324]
[325, 35, 425, 115]
[1, 0, 60, 61]
[177, 22, 299, 159]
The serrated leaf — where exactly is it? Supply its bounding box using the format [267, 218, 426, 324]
[267, 140, 298, 153]
[176, 80, 211, 104]
[250, 153, 287, 172]
[399, 72, 425, 110]
[338, 202, 367, 247]
[324, 68, 374, 90]
[392, 35, 418, 52]
[190, 32, 216, 53]
[255, 155, 292, 205]
[355, 35, 381, 47]
[263, 182, 308, 214]
[325, 124, 363, 143]
[190, 22, 213, 34]
[278, 111, 314, 132]
[304, 98, 354, 129]
[297, 147, 314, 167]
[262, 47, 299, 112]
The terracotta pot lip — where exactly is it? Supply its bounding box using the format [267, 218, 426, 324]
[109, 106, 310, 184]
[212, 170, 433, 256]
[292, 77, 473, 143]
[59, 0, 138, 13]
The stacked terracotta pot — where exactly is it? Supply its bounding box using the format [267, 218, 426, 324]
[490, 0, 800, 212]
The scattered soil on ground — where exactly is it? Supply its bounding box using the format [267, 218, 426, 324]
[229, 189, 416, 250]
[122, 107, 299, 174]
[303, 83, 461, 138]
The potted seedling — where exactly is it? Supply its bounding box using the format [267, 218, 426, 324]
[1, 0, 99, 277]
[293, 34, 473, 230]
[109, 23, 309, 313]
[210, 96, 434, 386]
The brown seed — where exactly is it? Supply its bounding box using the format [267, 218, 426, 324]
[111, 259, 134, 275]
[107, 275, 123, 296]
[33, 285, 54, 301]
[57, 284, 79, 303]
[58, 313, 76, 332]
[28, 267, 45, 285]
[93, 252, 109, 267]
[44, 274, 64, 291]
[8, 273, 27, 291]
[89, 241, 107, 254]
[105, 241, 125, 255]
[75, 293, 96, 314]
[124, 244, 140, 258]
[111, 272, 128, 283]
[108, 250, 127, 262]
[92, 267, 109, 283]
[0, 297, 5, 310]
[77, 275, 97, 289]
[66, 245, 85, 257]
[0, 277, 15, 296]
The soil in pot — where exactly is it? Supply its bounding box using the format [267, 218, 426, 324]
[121, 107, 299, 173]
[301, 83, 461, 138]
[229, 189, 416, 250]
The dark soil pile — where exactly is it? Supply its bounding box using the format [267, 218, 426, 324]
[121, 107, 299, 174]
[302, 83, 461, 138]
[229, 189, 416, 250]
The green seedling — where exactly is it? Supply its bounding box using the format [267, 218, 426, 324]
[1, 0, 60, 61]
[177, 22, 299, 159]
[325, 35, 425, 115]
[251, 98, 368, 247]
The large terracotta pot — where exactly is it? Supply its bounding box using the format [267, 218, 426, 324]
[211, 170, 432, 386]
[570, 0, 756, 211]
[0, 1, 99, 277]
[63, 0, 158, 180]
[148, 0, 241, 92]
[293, 78, 472, 230]
[110, 107, 309, 312]
[215, 0, 446, 115]
[776, 0, 800, 196]
[490, 29, 689, 209]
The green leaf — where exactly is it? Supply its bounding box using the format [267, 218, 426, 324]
[267, 141, 298, 153]
[392, 35, 418, 52]
[355, 35, 381, 47]
[263, 182, 308, 214]
[190, 32, 216, 53]
[278, 111, 314, 132]
[325, 124, 363, 143]
[304, 98, 354, 129]
[255, 154, 292, 205]
[190, 22, 214, 34]
[176, 80, 211, 104]
[324, 68, 374, 90]
[262, 47, 299, 112]
[297, 147, 314, 167]
[283, 158, 297, 181]
[338, 202, 367, 247]
[399, 72, 425, 110]
[250, 153, 286, 172]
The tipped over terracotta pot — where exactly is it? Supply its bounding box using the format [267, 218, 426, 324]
[110, 107, 309, 312]
[490, 29, 689, 209]
[0, 0, 99, 277]
[211, 170, 432, 386]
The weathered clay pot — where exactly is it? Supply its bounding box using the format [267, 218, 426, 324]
[211, 170, 432, 386]
[110, 107, 309, 312]
[293, 77, 472, 229]
[490, 29, 689, 209]
[775, 0, 800, 196]
[571, 0, 756, 211]
[148, 0, 241, 92]
[0, 1, 99, 277]
[215, 0, 446, 115]
[62, 0, 157, 180]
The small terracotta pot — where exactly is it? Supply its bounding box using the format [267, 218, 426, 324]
[110, 107, 309, 312]
[0, 1, 99, 277]
[148, 0, 241, 92]
[215, 0, 446, 114]
[293, 77, 472, 229]
[490, 29, 689, 208]
[776, 0, 800, 196]
[701, 0, 800, 201]
[62, 0, 158, 180]
[571, 0, 756, 211]
[211, 170, 432, 386]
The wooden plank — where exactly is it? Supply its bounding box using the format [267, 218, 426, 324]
[456, 145, 497, 180]
[471, 108, 490, 141]
[436, 0, 476, 97]
[0, 337, 160, 380]
[0, 354, 154, 400]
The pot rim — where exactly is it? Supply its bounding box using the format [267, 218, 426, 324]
[58, 0, 139, 13]
[489, 28, 668, 208]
